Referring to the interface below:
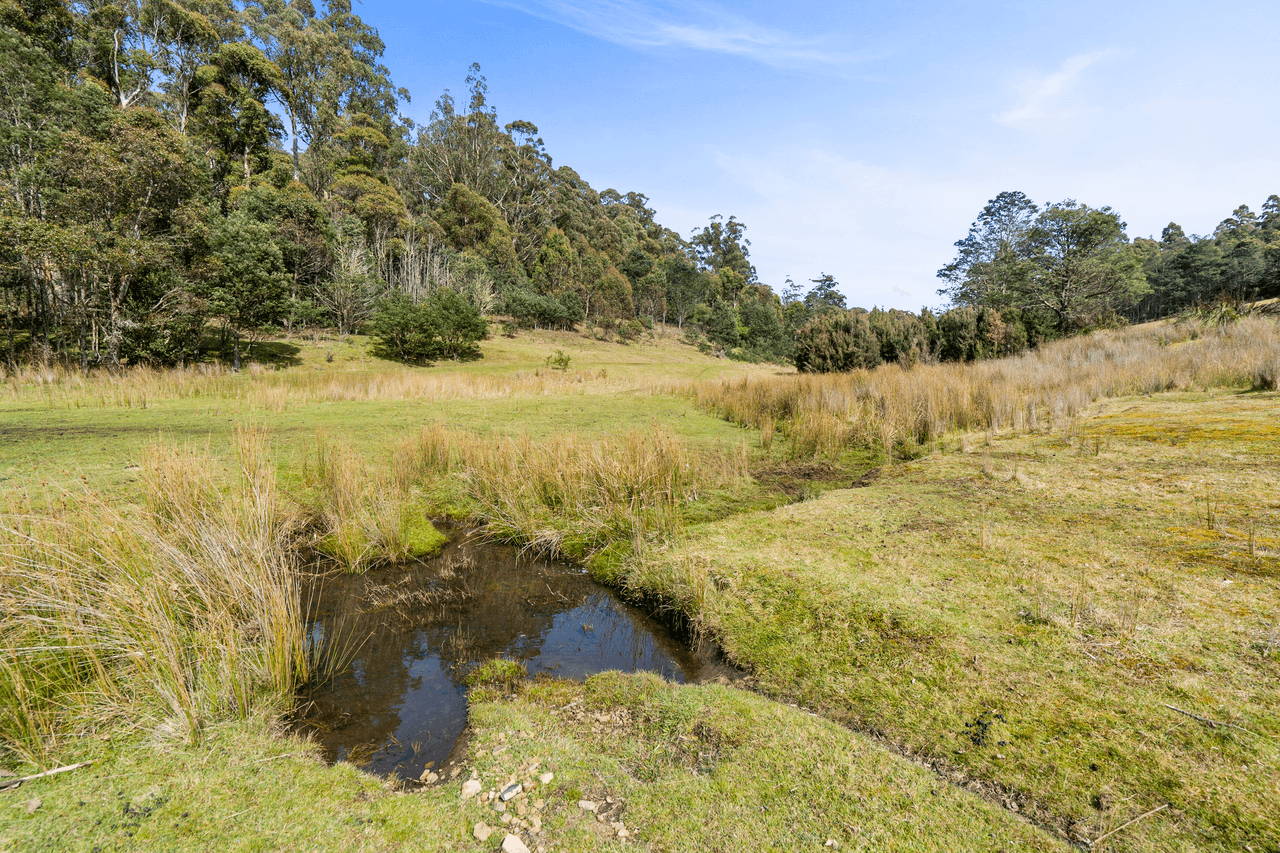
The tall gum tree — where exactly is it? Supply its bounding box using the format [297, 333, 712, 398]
[1017, 201, 1148, 333]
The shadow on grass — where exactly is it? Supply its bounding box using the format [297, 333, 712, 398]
[249, 340, 303, 367]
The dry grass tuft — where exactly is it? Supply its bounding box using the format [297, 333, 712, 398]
[391, 426, 748, 557]
[687, 317, 1280, 458]
[303, 432, 443, 571]
[0, 428, 321, 766]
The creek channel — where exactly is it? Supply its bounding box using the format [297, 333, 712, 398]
[293, 528, 729, 782]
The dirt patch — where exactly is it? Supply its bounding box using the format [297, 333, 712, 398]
[850, 467, 882, 488]
[753, 461, 849, 498]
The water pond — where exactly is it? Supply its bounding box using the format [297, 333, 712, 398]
[294, 529, 722, 781]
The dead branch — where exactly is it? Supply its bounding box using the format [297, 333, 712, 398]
[0, 760, 93, 791]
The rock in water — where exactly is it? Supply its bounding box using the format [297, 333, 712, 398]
[501, 834, 530, 853]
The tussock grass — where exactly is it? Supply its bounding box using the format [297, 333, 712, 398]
[303, 432, 445, 571]
[391, 425, 750, 558]
[0, 428, 320, 766]
[689, 317, 1280, 459]
[0, 354, 620, 411]
[627, 391, 1280, 851]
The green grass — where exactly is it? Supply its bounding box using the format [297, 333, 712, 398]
[4, 326, 1279, 852]
[625, 389, 1280, 851]
[0, 676, 1069, 853]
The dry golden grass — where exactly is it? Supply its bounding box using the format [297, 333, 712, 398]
[391, 425, 750, 556]
[0, 428, 318, 765]
[689, 317, 1280, 460]
[0, 359, 620, 410]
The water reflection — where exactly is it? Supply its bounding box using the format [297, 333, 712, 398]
[294, 530, 707, 780]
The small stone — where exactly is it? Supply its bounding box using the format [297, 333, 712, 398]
[473, 822, 494, 842]
[533, 799, 545, 810]
[578, 800, 597, 812]
[461, 780, 482, 800]
[501, 834, 531, 853]
[531, 814, 542, 833]
[516, 802, 528, 817]
[419, 770, 439, 784]
[495, 801, 507, 813]
[500, 783, 523, 802]
[23, 797, 41, 815]
[824, 841, 839, 849]
[538, 772, 553, 785]
[618, 828, 630, 839]
[500, 813, 513, 824]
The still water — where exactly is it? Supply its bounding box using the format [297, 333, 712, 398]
[294, 529, 714, 781]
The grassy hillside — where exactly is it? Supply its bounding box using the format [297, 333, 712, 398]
[2, 320, 1278, 851]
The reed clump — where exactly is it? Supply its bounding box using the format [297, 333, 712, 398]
[0, 428, 320, 766]
[304, 432, 445, 572]
[392, 426, 748, 558]
[689, 317, 1280, 459]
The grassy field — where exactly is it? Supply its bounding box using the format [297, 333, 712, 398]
[2, 319, 1278, 851]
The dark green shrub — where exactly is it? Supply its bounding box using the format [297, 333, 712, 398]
[794, 310, 882, 373]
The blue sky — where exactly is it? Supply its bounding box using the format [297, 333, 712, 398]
[364, 0, 1279, 310]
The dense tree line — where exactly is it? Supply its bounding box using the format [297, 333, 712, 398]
[793, 190, 1280, 374]
[0, 0, 795, 368]
[4, 1, 1274, 374]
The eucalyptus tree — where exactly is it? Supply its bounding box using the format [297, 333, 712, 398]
[689, 214, 755, 284]
[188, 40, 285, 196]
[1016, 201, 1147, 333]
[243, 0, 404, 189]
[76, 0, 236, 114]
[409, 65, 553, 264]
[936, 190, 1038, 309]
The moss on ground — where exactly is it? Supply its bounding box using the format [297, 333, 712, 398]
[4, 330, 1278, 852]
[626, 389, 1280, 851]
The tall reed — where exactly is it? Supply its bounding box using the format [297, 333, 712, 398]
[392, 426, 748, 557]
[303, 432, 440, 572]
[0, 428, 318, 765]
[688, 317, 1280, 459]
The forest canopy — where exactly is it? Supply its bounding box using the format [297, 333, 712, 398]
[1, 0, 1274, 372]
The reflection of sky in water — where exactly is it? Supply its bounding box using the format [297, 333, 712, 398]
[528, 596, 683, 682]
[297, 542, 704, 781]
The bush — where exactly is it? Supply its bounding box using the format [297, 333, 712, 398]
[504, 289, 583, 330]
[368, 289, 487, 364]
[618, 318, 644, 343]
[794, 310, 882, 373]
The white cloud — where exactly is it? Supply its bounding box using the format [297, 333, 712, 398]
[476, 0, 856, 67]
[996, 52, 1112, 130]
[687, 147, 988, 309]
